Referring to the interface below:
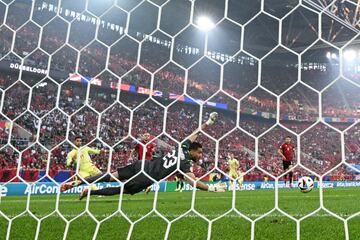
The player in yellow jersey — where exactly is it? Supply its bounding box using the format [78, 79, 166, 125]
[227, 153, 243, 190]
[60, 136, 106, 192]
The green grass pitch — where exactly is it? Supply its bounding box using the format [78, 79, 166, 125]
[0, 188, 359, 240]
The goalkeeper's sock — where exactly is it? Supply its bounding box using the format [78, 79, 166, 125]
[90, 187, 121, 196]
[84, 173, 111, 184]
[289, 172, 293, 185]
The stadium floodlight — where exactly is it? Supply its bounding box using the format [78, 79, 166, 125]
[331, 53, 337, 59]
[344, 49, 356, 61]
[326, 52, 331, 59]
[196, 16, 215, 32]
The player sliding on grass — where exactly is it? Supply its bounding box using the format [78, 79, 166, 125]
[60, 112, 226, 198]
[66, 136, 107, 190]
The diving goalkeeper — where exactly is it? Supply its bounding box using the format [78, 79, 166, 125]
[60, 112, 226, 197]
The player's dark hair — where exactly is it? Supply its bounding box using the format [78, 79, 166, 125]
[285, 136, 291, 139]
[74, 135, 82, 141]
[189, 142, 202, 151]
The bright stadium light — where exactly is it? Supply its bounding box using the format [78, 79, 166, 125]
[196, 16, 215, 32]
[326, 52, 331, 59]
[331, 53, 337, 59]
[344, 49, 356, 61]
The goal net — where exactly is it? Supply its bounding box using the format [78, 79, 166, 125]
[0, 0, 360, 239]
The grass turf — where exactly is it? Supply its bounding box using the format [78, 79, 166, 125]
[0, 187, 359, 240]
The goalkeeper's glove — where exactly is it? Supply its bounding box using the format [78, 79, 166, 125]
[206, 112, 218, 126]
[208, 184, 226, 192]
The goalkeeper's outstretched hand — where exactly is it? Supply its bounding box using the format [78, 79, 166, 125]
[208, 183, 226, 192]
[189, 112, 218, 142]
[206, 112, 218, 126]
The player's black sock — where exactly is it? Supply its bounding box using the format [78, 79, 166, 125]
[289, 172, 293, 184]
[83, 173, 111, 184]
[176, 180, 180, 189]
[180, 181, 184, 189]
[90, 187, 121, 196]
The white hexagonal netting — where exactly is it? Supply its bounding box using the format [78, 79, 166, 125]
[0, 0, 359, 239]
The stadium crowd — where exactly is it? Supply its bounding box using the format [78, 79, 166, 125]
[2, 13, 360, 122]
[0, 70, 358, 182]
[0, 82, 357, 181]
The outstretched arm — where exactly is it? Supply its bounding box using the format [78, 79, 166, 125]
[88, 147, 108, 155]
[188, 112, 218, 143]
[184, 172, 225, 192]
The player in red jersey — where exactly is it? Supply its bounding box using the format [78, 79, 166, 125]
[278, 136, 296, 188]
[131, 132, 156, 194]
[131, 132, 156, 161]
